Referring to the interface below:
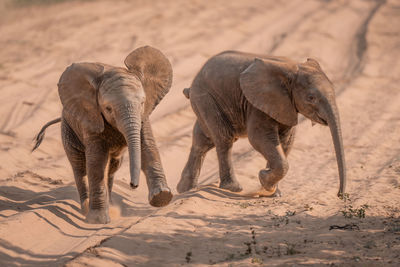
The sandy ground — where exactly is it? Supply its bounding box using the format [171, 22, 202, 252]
[0, 0, 399, 266]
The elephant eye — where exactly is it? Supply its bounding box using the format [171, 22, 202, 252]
[105, 106, 112, 113]
[307, 95, 316, 103]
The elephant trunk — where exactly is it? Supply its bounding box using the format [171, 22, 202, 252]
[322, 100, 347, 197]
[119, 104, 142, 189]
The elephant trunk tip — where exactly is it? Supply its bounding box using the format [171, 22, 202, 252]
[337, 181, 347, 198]
[121, 111, 142, 191]
[128, 155, 141, 189]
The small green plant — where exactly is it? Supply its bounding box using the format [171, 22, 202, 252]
[272, 215, 288, 226]
[341, 204, 369, 219]
[87, 247, 99, 257]
[240, 202, 250, 209]
[251, 257, 263, 264]
[338, 192, 351, 201]
[285, 210, 296, 216]
[304, 204, 313, 211]
[339, 193, 369, 219]
[234, 201, 253, 209]
[271, 210, 296, 226]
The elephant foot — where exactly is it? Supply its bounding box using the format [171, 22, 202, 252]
[176, 176, 197, 193]
[85, 208, 110, 224]
[258, 169, 282, 197]
[81, 198, 89, 216]
[149, 187, 173, 207]
[219, 179, 243, 192]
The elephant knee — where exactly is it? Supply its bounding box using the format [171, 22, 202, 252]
[272, 159, 289, 178]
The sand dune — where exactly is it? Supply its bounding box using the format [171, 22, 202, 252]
[0, 0, 399, 266]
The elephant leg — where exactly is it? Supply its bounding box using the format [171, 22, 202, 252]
[140, 119, 173, 207]
[85, 139, 110, 224]
[61, 120, 89, 215]
[66, 149, 89, 215]
[215, 140, 242, 192]
[189, 94, 242, 192]
[280, 126, 296, 156]
[177, 120, 215, 193]
[248, 114, 289, 197]
[107, 155, 123, 203]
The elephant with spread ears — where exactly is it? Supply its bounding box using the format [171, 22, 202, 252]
[177, 51, 346, 198]
[33, 46, 173, 224]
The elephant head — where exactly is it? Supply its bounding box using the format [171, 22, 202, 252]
[58, 46, 173, 189]
[239, 57, 346, 197]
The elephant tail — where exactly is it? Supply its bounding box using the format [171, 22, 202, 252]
[183, 88, 190, 99]
[32, 117, 62, 152]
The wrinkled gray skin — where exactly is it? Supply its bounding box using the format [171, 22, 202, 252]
[36, 46, 173, 224]
[177, 51, 346, 197]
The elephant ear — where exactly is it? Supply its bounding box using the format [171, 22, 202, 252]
[239, 58, 298, 126]
[124, 46, 173, 116]
[305, 58, 322, 70]
[58, 63, 105, 134]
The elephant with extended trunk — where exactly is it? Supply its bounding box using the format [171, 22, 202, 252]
[33, 46, 173, 224]
[177, 51, 346, 197]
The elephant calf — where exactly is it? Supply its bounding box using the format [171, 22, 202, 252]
[33, 46, 173, 224]
[177, 51, 346, 197]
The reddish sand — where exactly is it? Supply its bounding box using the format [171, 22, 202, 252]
[0, 0, 399, 266]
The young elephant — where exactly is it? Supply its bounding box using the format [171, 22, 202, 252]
[177, 51, 346, 197]
[33, 46, 173, 224]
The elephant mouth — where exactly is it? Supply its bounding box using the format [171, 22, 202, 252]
[318, 116, 328, 126]
[313, 113, 328, 126]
